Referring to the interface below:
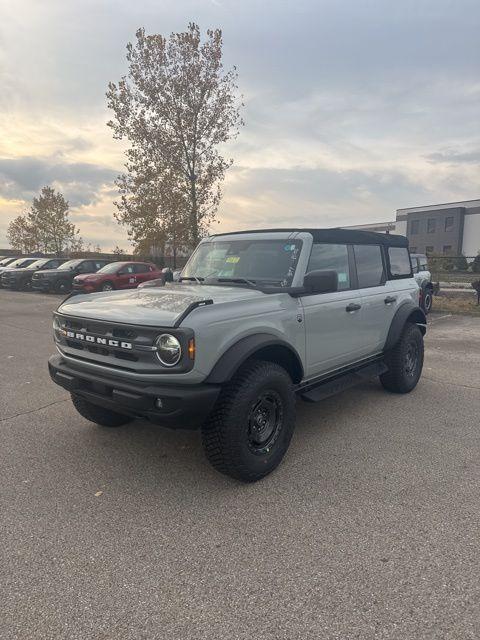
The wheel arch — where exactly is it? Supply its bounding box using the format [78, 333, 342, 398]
[384, 302, 426, 352]
[206, 334, 304, 384]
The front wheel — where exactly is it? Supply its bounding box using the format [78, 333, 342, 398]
[71, 394, 134, 427]
[380, 323, 424, 393]
[201, 360, 296, 482]
[101, 281, 114, 291]
[54, 279, 70, 294]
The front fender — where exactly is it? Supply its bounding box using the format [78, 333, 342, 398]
[206, 333, 304, 384]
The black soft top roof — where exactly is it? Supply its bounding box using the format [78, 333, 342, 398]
[212, 228, 408, 248]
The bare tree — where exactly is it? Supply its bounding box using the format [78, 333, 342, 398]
[107, 23, 243, 250]
[112, 245, 126, 257]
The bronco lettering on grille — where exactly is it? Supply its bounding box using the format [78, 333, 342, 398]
[64, 330, 132, 350]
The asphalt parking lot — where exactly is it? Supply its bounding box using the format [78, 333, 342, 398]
[1, 290, 479, 640]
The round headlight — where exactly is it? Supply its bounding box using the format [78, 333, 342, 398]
[155, 334, 182, 366]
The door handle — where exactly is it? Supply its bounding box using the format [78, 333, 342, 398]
[384, 296, 397, 304]
[345, 303, 361, 312]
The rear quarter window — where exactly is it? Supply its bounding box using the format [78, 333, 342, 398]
[388, 248, 412, 278]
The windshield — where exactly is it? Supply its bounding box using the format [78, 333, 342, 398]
[57, 259, 83, 270]
[26, 259, 48, 270]
[0, 257, 16, 266]
[7, 258, 34, 268]
[182, 239, 302, 287]
[97, 262, 124, 274]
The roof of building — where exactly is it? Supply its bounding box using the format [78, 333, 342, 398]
[397, 199, 480, 214]
[212, 228, 408, 247]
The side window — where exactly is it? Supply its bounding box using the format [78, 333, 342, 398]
[354, 245, 385, 288]
[388, 247, 412, 277]
[307, 243, 350, 290]
[95, 261, 106, 270]
[77, 261, 93, 273]
[49, 260, 60, 269]
[134, 264, 149, 274]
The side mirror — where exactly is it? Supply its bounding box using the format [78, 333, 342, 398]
[303, 270, 338, 294]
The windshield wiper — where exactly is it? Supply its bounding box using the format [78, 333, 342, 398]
[216, 277, 257, 288]
[179, 276, 204, 283]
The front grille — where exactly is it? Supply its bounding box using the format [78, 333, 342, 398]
[55, 313, 161, 374]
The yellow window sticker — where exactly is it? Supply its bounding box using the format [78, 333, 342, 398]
[226, 256, 240, 264]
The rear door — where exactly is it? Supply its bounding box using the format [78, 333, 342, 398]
[300, 243, 370, 378]
[132, 263, 151, 285]
[356, 244, 410, 353]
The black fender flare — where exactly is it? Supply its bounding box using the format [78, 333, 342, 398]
[384, 302, 427, 352]
[206, 333, 304, 384]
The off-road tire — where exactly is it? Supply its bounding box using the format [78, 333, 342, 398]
[201, 360, 296, 482]
[101, 281, 115, 291]
[422, 287, 433, 314]
[71, 394, 133, 427]
[380, 323, 424, 394]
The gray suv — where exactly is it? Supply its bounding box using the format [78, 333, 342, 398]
[411, 253, 433, 314]
[49, 229, 426, 482]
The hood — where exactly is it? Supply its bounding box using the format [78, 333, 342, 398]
[73, 273, 102, 283]
[35, 268, 71, 277]
[58, 283, 265, 327]
[7, 266, 36, 274]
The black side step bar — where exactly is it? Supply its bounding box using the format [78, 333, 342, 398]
[299, 360, 388, 403]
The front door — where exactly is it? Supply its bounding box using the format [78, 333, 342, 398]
[117, 264, 136, 289]
[300, 243, 369, 379]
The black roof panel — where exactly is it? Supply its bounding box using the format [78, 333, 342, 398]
[212, 228, 409, 248]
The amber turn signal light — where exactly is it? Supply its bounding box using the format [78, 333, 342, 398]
[188, 338, 195, 360]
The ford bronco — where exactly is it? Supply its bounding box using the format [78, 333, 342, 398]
[48, 229, 426, 482]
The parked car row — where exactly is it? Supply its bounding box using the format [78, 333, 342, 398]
[0, 256, 167, 294]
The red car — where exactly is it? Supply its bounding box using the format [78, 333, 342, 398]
[72, 261, 161, 293]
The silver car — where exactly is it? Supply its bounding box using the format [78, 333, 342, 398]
[49, 228, 426, 481]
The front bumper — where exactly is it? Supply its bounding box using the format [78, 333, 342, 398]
[72, 283, 96, 293]
[48, 354, 221, 429]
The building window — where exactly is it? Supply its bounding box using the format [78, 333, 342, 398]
[410, 247, 417, 253]
[425, 246, 434, 255]
[410, 220, 420, 235]
[445, 216, 454, 232]
[427, 218, 436, 233]
[443, 245, 452, 255]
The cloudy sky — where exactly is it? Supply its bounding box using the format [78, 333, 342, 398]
[1, 0, 479, 250]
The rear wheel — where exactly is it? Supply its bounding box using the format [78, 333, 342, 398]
[71, 394, 134, 427]
[201, 360, 296, 482]
[422, 287, 433, 314]
[380, 323, 424, 393]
